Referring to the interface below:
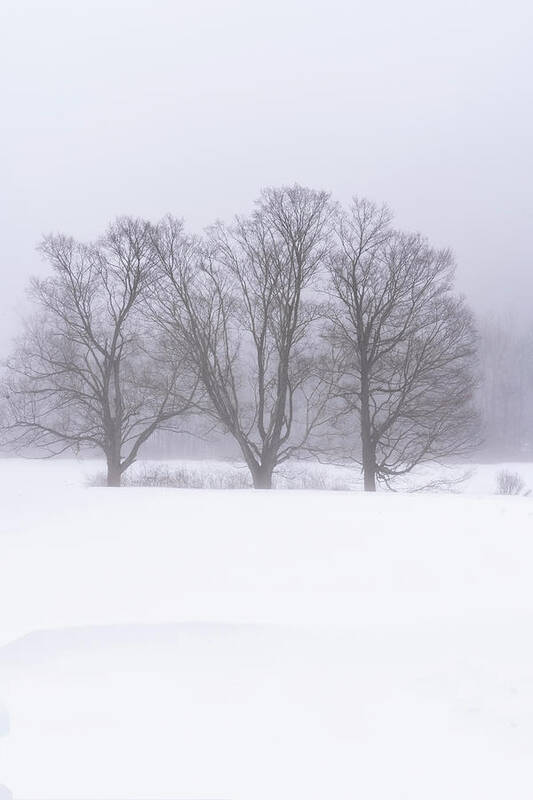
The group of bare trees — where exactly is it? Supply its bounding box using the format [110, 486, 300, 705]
[1, 185, 480, 489]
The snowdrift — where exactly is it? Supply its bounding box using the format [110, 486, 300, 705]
[1, 459, 532, 798]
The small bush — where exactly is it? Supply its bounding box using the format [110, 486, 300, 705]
[496, 469, 530, 496]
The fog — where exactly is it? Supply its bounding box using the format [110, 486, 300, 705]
[1, 0, 532, 352]
[2, 7, 533, 792]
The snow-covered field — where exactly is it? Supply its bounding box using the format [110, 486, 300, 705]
[1, 458, 533, 799]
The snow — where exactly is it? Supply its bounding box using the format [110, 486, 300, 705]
[1, 458, 533, 798]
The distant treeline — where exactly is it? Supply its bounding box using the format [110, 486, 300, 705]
[478, 316, 533, 460]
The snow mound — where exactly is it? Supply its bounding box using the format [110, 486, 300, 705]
[2, 620, 533, 799]
[1, 459, 533, 798]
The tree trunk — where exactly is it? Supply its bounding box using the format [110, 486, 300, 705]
[252, 463, 273, 489]
[360, 370, 377, 492]
[362, 440, 377, 492]
[106, 454, 122, 487]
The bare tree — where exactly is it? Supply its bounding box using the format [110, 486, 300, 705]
[151, 186, 333, 488]
[326, 198, 480, 491]
[3, 217, 197, 486]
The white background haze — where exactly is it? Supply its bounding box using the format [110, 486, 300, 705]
[1, 0, 532, 351]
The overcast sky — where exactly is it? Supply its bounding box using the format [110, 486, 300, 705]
[1, 0, 532, 351]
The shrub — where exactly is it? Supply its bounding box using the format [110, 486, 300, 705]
[496, 469, 530, 496]
[87, 460, 355, 490]
[123, 464, 252, 489]
[273, 468, 353, 491]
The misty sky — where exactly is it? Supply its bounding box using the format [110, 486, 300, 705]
[1, 0, 532, 351]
